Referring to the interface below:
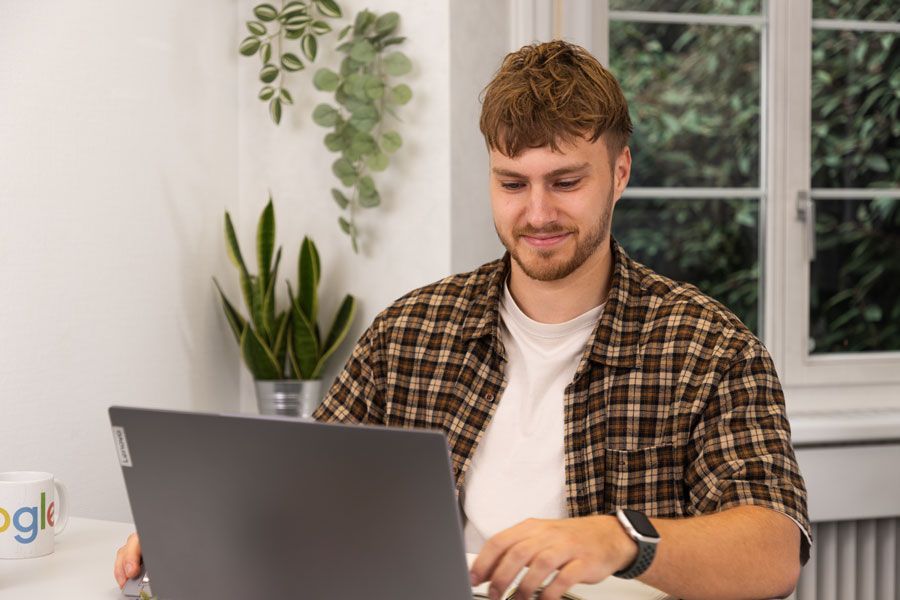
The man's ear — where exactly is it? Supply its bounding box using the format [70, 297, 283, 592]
[613, 146, 632, 202]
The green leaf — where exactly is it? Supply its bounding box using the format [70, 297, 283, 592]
[338, 216, 351, 234]
[310, 20, 332, 35]
[350, 40, 376, 64]
[865, 155, 890, 173]
[863, 305, 883, 322]
[224, 212, 247, 270]
[332, 158, 357, 186]
[313, 68, 340, 91]
[247, 21, 266, 35]
[340, 56, 361, 77]
[349, 110, 377, 133]
[353, 9, 375, 34]
[358, 175, 375, 197]
[358, 188, 380, 208]
[280, 52, 304, 72]
[272, 311, 290, 368]
[256, 200, 276, 296]
[315, 0, 342, 19]
[301, 34, 318, 61]
[253, 3, 278, 21]
[269, 97, 282, 123]
[240, 324, 282, 380]
[239, 37, 261, 56]
[298, 236, 320, 324]
[374, 12, 400, 36]
[213, 278, 247, 346]
[350, 131, 377, 156]
[331, 188, 350, 209]
[260, 64, 279, 83]
[338, 24, 352, 40]
[383, 52, 412, 76]
[280, 1, 307, 19]
[324, 132, 346, 152]
[366, 151, 389, 172]
[288, 283, 320, 379]
[259, 86, 276, 101]
[364, 76, 384, 99]
[388, 83, 412, 105]
[312, 103, 340, 127]
[313, 294, 357, 378]
[381, 131, 402, 153]
[260, 42, 272, 63]
[380, 36, 406, 48]
[280, 88, 293, 104]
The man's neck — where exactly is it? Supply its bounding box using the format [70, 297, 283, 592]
[507, 242, 614, 324]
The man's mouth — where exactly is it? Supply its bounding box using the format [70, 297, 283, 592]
[520, 232, 571, 248]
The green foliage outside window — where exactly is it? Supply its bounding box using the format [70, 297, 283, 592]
[609, 0, 899, 352]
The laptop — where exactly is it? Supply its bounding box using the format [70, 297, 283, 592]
[109, 406, 474, 600]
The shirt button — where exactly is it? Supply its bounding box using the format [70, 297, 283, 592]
[485, 392, 494, 401]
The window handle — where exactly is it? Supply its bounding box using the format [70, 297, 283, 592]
[796, 190, 816, 262]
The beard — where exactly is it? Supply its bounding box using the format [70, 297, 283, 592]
[495, 186, 614, 282]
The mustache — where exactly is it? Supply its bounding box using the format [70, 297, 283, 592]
[514, 226, 575, 237]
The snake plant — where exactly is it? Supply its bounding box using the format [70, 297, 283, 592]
[213, 199, 357, 380]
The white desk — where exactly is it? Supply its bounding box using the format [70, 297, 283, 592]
[0, 517, 134, 599]
[0, 517, 670, 599]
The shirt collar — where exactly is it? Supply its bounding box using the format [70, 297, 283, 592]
[462, 238, 645, 368]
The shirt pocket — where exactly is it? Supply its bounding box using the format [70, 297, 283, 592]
[604, 444, 685, 518]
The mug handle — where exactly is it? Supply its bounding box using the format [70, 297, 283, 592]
[54, 480, 70, 535]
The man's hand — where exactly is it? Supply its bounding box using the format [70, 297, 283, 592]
[114, 532, 143, 589]
[469, 516, 637, 600]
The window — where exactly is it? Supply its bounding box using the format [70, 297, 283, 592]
[514, 0, 900, 407]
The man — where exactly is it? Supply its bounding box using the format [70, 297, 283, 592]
[116, 40, 811, 599]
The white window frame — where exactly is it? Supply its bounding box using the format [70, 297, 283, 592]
[513, 0, 900, 410]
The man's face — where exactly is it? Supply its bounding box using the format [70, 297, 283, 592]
[490, 135, 631, 282]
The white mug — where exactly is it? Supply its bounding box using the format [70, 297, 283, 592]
[0, 471, 69, 559]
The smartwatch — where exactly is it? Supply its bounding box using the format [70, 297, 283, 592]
[613, 508, 661, 579]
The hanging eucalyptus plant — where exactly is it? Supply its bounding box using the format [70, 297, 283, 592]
[311, 9, 412, 252]
[239, 0, 344, 124]
[240, 2, 414, 254]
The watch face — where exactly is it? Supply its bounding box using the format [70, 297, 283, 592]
[623, 509, 659, 538]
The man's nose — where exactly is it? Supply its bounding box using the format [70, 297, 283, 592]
[524, 187, 557, 228]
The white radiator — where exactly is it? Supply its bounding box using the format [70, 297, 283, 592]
[788, 409, 900, 600]
[789, 518, 900, 600]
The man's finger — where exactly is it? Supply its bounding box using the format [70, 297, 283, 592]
[470, 519, 541, 585]
[539, 559, 588, 600]
[513, 546, 573, 599]
[485, 538, 542, 599]
[114, 533, 142, 589]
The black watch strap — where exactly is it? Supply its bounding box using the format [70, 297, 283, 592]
[613, 538, 657, 579]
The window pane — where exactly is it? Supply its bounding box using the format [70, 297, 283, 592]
[610, 22, 761, 187]
[810, 198, 900, 354]
[813, 0, 900, 22]
[811, 29, 900, 189]
[610, 0, 761, 14]
[612, 198, 760, 333]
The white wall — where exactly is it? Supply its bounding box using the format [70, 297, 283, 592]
[0, 1, 240, 522]
[0, 0, 513, 521]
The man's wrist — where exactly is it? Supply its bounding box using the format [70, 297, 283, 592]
[604, 514, 639, 572]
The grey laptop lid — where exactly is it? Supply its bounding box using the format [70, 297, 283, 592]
[109, 406, 473, 600]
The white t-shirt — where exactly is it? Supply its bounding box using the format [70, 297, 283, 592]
[462, 283, 604, 552]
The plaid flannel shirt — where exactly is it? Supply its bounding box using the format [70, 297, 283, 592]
[314, 239, 812, 562]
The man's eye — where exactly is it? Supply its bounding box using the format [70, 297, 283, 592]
[500, 182, 525, 190]
[556, 179, 580, 189]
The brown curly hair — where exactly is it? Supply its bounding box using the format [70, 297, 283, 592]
[479, 40, 633, 161]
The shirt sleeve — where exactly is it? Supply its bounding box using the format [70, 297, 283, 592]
[311, 316, 386, 425]
[685, 342, 813, 565]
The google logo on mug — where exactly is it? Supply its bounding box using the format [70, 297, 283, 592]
[0, 491, 59, 544]
[0, 471, 69, 559]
